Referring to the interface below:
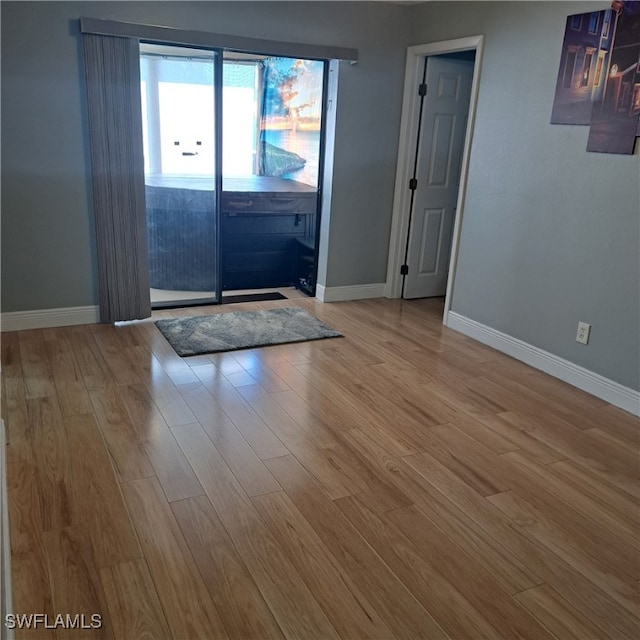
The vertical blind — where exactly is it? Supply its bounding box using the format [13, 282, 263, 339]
[82, 33, 151, 323]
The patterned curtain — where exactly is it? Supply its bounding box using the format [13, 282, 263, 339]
[257, 57, 322, 180]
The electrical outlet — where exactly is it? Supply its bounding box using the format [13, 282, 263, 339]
[576, 321, 591, 345]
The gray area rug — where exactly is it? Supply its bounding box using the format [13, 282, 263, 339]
[155, 307, 342, 356]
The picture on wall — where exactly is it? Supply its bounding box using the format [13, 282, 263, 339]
[550, 9, 615, 125]
[587, 1, 640, 153]
[550, 0, 640, 154]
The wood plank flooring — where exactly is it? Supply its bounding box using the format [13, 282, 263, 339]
[2, 296, 639, 639]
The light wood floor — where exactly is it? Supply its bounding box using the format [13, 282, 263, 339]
[2, 297, 639, 639]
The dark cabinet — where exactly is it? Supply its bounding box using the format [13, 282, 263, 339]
[220, 182, 317, 292]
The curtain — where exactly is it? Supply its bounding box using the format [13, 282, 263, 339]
[82, 33, 151, 323]
[258, 57, 324, 181]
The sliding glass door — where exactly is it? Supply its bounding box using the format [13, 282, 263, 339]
[140, 44, 220, 307]
[139, 44, 326, 307]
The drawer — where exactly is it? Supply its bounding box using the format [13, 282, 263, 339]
[223, 214, 308, 235]
[221, 192, 316, 214]
[223, 269, 294, 290]
[223, 235, 295, 253]
[223, 250, 292, 273]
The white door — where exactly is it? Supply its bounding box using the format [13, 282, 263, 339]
[403, 55, 474, 299]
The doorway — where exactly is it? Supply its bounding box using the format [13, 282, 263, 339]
[139, 43, 327, 309]
[386, 37, 484, 323]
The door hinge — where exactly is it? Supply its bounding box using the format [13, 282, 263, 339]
[408, 178, 418, 190]
[400, 264, 409, 276]
[418, 83, 427, 97]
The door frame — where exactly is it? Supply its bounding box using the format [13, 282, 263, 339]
[385, 35, 484, 325]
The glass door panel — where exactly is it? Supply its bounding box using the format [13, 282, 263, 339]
[221, 54, 325, 294]
[140, 43, 219, 307]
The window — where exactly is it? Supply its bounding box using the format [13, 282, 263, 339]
[581, 52, 593, 87]
[618, 82, 631, 111]
[563, 49, 577, 89]
[222, 59, 260, 177]
[570, 15, 583, 31]
[140, 47, 324, 188]
[602, 11, 611, 38]
[140, 47, 216, 177]
[632, 84, 640, 115]
[594, 56, 604, 86]
[588, 13, 600, 35]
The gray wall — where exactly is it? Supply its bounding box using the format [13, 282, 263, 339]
[409, 1, 639, 390]
[1, 1, 408, 312]
[3, 1, 638, 392]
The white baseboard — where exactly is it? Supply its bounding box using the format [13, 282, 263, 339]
[447, 311, 640, 417]
[1, 305, 100, 332]
[316, 283, 386, 303]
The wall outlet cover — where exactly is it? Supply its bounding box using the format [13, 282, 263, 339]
[576, 321, 591, 345]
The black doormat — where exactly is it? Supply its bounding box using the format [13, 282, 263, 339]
[155, 307, 342, 356]
[222, 292, 287, 304]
